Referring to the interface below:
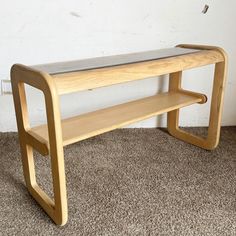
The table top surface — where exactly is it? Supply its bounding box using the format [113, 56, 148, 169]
[31, 47, 201, 75]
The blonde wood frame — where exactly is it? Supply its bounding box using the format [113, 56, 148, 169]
[11, 44, 227, 225]
[167, 44, 227, 150]
[11, 67, 67, 225]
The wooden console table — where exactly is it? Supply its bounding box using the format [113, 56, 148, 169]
[11, 44, 227, 225]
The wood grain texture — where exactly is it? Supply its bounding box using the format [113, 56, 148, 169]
[29, 92, 203, 150]
[52, 50, 224, 94]
[167, 44, 227, 150]
[10, 44, 227, 225]
[11, 64, 68, 225]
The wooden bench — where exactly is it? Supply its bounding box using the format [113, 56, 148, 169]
[11, 44, 227, 225]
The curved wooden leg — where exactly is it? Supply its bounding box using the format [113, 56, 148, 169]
[167, 60, 227, 150]
[12, 80, 68, 225]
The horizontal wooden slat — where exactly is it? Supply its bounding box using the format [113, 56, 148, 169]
[28, 91, 203, 152]
[53, 50, 223, 95]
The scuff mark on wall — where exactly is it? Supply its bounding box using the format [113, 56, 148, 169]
[202, 5, 209, 14]
[70, 12, 81, 18]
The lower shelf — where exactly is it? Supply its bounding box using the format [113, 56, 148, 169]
[29, 92, 202, 151]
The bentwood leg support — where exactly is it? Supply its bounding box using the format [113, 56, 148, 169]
[11, 44, 227, 225]
[11, 67, 67, 225]
[167, 45, 227, 150]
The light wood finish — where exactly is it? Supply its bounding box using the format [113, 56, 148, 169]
[11, 65, 68, 226]
[167, 44, 227, 150]
[29, 91, 205, 153]
[53, 50, 224, 95]
[11, 44, 227, 225]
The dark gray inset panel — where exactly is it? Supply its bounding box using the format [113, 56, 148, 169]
[31, 47, 201, 75]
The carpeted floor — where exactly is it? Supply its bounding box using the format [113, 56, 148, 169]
[0, 127, 235, 235]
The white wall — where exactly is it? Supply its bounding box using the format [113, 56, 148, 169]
[0, 0, 236, 131]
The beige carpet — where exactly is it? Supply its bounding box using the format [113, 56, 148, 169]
[0, 127, 235, 235]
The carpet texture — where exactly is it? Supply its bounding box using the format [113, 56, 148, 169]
[0, 127, 236, 235]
